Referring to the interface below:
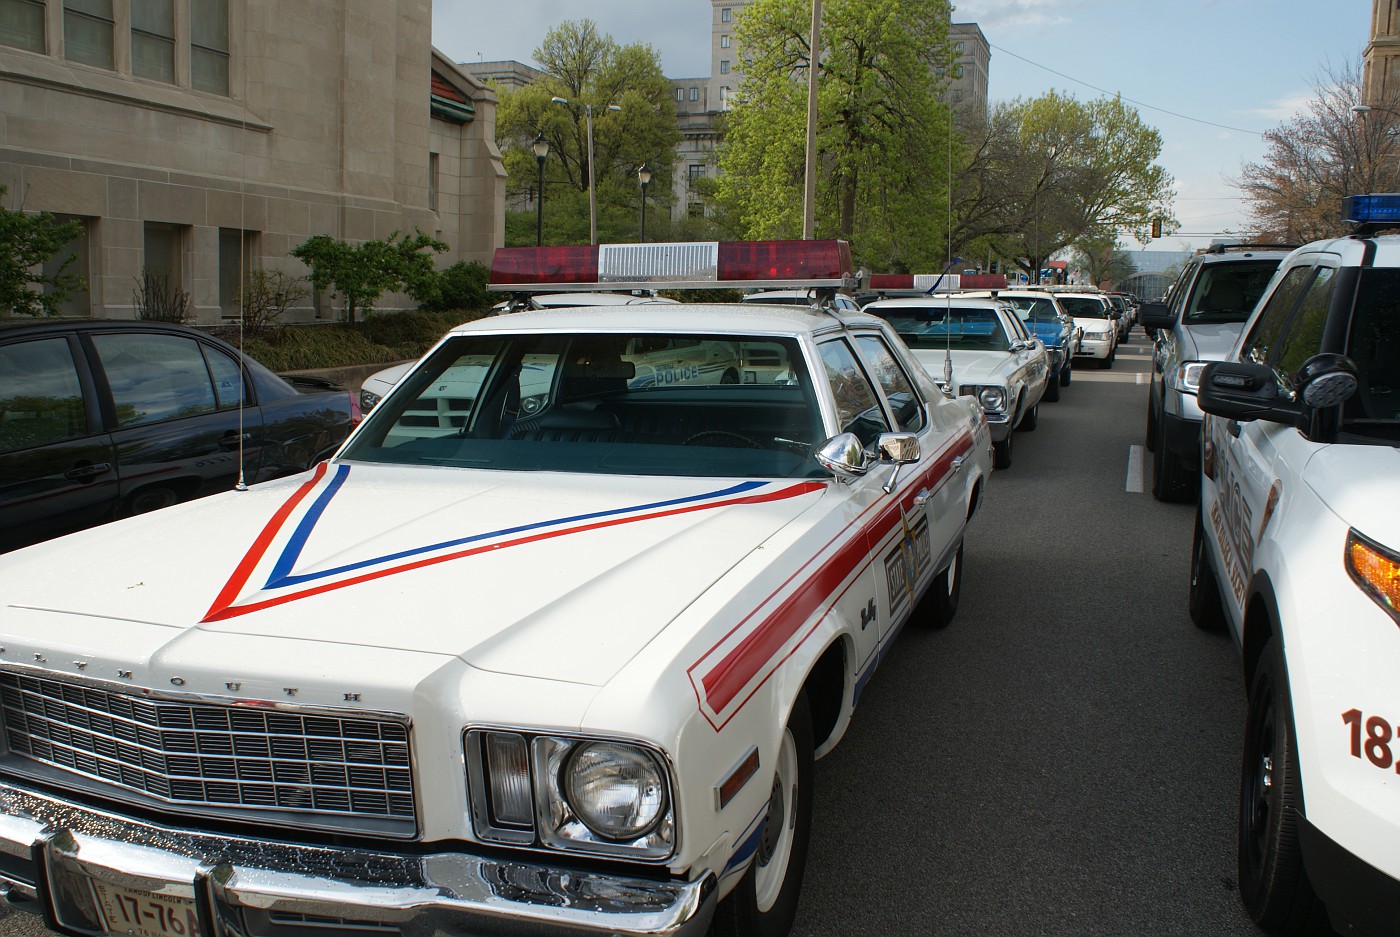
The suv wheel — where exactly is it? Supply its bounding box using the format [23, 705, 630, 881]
[1043, 374, 1061, 402]
[1238, 638, 1329, 935]
[1151, 417, 1196, 502]
[1188, 509, 1227, 631]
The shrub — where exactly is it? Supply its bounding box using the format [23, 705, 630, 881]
[414, 261, 490, 312]
[133, 270, 191, 322]
[0, 185, 86, 317]
[241, 269, 308, 336]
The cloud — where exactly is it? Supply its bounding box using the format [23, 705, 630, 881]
[953, 0, 1091, 31]
[1236, 91, 1314, 122]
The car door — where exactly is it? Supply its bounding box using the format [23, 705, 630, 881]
[0, 333, 118, 551]
[87, 330, 265, 512]
[1204, 260, 1334, 626]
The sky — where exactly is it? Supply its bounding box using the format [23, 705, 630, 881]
[432, 0, 1374, 253]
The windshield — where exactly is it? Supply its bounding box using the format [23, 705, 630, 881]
[1345, 268, 1400, 436]
[866, 306, 1012, 351]
[1057, 297, 1110, 319]
[1004, 296, 1061, 325]
[340, 332, 825, 477]
[1182, 260, 1280, 324]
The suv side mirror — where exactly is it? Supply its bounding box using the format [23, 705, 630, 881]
[1197, 361, 1301, 426]
[1138, 302, 1175, 330]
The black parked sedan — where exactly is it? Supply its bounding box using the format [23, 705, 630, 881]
[0, 319, 359, 552]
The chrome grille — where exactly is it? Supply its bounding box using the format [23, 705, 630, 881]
[0, 671, 415, 829]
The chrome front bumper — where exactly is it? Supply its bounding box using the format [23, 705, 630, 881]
[0, 782, 716, 937]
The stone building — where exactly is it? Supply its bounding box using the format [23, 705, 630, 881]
[0, 0, 505, 322]
[1364, 0, 1400, 102]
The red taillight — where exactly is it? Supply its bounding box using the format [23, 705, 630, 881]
[349, 390, 363, 424]
[489, 245, 601, 284]
[717, 239, 852, 282]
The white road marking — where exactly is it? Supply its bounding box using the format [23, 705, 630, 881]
[1126, 445, 1145, 492]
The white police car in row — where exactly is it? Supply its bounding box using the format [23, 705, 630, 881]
[861, 294, 1049, 469]
[1189, 196, 1400, 937]
[0, 240, 991, 937]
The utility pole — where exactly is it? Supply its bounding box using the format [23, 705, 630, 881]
[802, 0, 821, 239]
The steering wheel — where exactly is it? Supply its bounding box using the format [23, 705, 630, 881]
[683, 430, 762, 449]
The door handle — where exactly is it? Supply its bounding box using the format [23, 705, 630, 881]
[951, 455, 966, 471]
[219, 432, 252, 449]
[912, 487, 932, 508]
[64, 462, 112, 481]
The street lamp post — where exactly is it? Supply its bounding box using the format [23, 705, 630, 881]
[531, 133, 550, 247]
[637, 163, 652, 242]
[551, 96, 621, 245]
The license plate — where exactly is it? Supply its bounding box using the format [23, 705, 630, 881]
[92, 880, 201, 937]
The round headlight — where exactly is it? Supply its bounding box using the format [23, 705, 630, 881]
[562, 742, 666, 841]
[978, 387, 1006, 411]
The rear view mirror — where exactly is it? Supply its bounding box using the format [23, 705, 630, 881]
[1138, 302, 1175, 329]
[1197, 361, 1301, 426]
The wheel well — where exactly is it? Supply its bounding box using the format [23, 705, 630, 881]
[967, 478, 983, 521]
[1241, 590, 1277, 686]
[801, 640, 847, 752]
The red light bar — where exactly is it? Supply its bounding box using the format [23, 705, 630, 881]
[716, 240, 852, 282]
[869, 274, 914, 290]
[489, 245, 600, 285]
[487, 240, 855, 292]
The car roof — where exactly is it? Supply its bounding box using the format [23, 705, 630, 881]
[862, 296, 1008, 310]
[447, 303, 878, 338]
[0, 317, 214, 337]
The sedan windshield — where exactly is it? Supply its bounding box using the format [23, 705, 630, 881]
[340, 332, 826, 477]
[865, 306, 1012, 351]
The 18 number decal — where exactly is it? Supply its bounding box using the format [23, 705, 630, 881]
[1342, 708, 1397, 772]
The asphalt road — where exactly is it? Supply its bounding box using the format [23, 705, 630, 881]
[0, 331, 1277, 937]
[790, 331, 1264, 936]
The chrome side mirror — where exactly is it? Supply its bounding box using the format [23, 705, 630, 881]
[816, 433, 871, 478]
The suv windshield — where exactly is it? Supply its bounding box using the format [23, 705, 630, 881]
[1182, 260, 1280, 323]
[1057, 297, 1110, 319]
[1345, 268, 1400, 434]
[866, 306, 1012, 352]
[341, 332, 825, 478]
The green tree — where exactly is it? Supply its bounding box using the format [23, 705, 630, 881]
[494, 20, 681, 245]
[963, 91, 1174, 281]
[291, 230, 447, 323]
[1073, 232, 1137, 289]
[0, 185, 85, 317]
[715, 0, 956, 272]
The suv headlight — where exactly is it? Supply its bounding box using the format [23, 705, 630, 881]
[465, 729, 675, 861]
[1169, 361, 1207, 394]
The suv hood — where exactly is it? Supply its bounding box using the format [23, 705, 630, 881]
[0, 464, 826, 687]
[1304, 445, 1400, 541]
[1179, 321, 1246, 362]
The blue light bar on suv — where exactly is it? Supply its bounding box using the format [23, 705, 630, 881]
[1342, 193, 1400, 226]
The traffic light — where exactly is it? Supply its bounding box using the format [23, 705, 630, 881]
[1151, 218, 1162, 239]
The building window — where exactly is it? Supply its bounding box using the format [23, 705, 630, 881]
[952, 64, 964, 79]
[689, 86, 698, 101]
[143, 221, 185, 295]
[428, 152, 439, 213]
[720, 34, 729, 48]
[955, 41, 964, 52]
[676, 87, 683, 101]
[132, 0, 175, 83]
[688, 202, 704, 218]
[64, 0, 114, 69]
[43, 214, 90, 316]
[689, 164, 704, 184]
[190, 0, 229, 94]
[721, 7, 730, 22]
[218, 228, 254, 317]
[0, 0, 46, 53]
[720, 60, 729, 74]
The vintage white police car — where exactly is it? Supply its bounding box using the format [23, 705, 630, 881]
[1190, 196, 1400, 937]
[861, 294, 1048, 469]
[0, 240, 991, 937]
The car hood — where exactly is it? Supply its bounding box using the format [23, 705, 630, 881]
[1179, 321, 1246, 362]
[0, 464, 826, 687]
[1304, 445, 1400, 542]
[363, 361, 413, 395]
[907, 348, 1013, 386]
[1073, 317, 1113, 332]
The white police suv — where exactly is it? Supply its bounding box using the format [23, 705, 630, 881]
[0, 239, 991, 937]
[1190, 196, 1400, 937]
